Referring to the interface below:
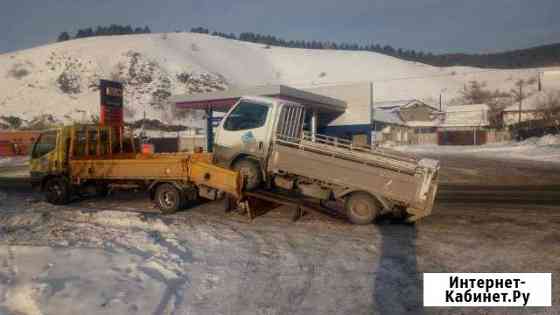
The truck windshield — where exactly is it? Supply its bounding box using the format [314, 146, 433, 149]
[224, 101, 269, 131]
[32, 130, 57, 158]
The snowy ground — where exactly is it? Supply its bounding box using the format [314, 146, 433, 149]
[0, 156, 29, 178]
[1, 187, 559, 315]
[0, 156, 28, 168]
[0, 153, 559, 314]
[397, 134, 560, 164]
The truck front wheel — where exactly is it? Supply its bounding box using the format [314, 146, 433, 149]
[44, 177, 71, 205]
[155, 183, 182, 214]
[95, 183, 110, 197]
[345, 192, 380, 225]
[232, 158, 262, 191]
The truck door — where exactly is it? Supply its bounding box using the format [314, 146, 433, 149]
[214, 99, 274, 165]
[29, 129, 60, 181]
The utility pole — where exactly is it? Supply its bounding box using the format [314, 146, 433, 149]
[206, 105, 213, 152]
[370, 82, 375, 146]
[439, 88, 446, 112]
[518, 83, 522, 125]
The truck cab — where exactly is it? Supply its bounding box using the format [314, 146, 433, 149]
[214, 97, 276, 164]
[213, 96, 304, 189]
[29, 128, 69, 189]
[29, 125, 138, 202]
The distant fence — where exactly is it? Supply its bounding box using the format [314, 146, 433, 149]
[179, 136, 207, 152]
[511, 125, 559, 140]
[486, 130, 511, 143]
[148, 138, 179, 153]
[0, 141, 16, 156]
[410, 133, 438, 145]
[145, 136, 208, 153]
[0, 131, 41, 156]
[438, 130, 487, 145]
[405, 130, 510, 146]
[179, 136, 206, 152]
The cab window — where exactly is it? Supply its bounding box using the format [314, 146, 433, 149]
[32, 130, 57, 158]
[224, 101, 269, 131]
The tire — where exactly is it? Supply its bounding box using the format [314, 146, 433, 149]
[155, 183, 182, 214]
[44, 177, 71, 205]
[95, 183, 110, 198]
[345, 192, 380, 225]
[180, 186, 199, 209]
[232, 158, 262, 191]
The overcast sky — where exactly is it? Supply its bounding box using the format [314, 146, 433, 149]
[1, 0, 559, 54]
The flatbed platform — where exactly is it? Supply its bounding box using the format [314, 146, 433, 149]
[229, 189, 347, 223]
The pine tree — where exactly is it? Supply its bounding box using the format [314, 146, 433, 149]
[84, 28, 94, 37]
[75, 30, 85, 38]
[57, 32, 71, 42]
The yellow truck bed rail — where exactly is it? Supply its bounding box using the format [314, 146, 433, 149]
[69, 153, 242, 199]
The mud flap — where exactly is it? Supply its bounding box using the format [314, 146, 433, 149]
[406, 181, 439, 222]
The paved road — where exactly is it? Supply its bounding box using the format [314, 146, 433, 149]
[415, 152, 560, 186]
[2, 154, 560, 206]
[438, 184, 560, 204]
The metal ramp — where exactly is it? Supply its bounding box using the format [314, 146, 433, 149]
[226, 189, 346, 223]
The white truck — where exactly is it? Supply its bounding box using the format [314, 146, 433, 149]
[213, 96, 439, 224]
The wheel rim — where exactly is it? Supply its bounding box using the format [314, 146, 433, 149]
[351, 200, 371, 218]
[47, 182, 62, 202]
[239, 167, 256, 185]
[159, 189, 177, 209]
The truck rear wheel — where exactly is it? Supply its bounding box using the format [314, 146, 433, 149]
[155, 183, 181, 214]
[345, 192, 380, 225]
[232, 158, 262, 191]
[44, 177, 71, 205]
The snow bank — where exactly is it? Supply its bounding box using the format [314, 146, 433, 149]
[534, 134, 560, 146]
[0, 156, 29, 178]
[4, 284, 43, 315]
[0, 156, 29, 167]
[398, 134, 560, 163]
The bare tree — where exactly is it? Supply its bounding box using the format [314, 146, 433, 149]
[510, 78, 537, 105]
[459, 80, 510, 128]
[535, 91, 560, 133]
[460, 81, 493, 104]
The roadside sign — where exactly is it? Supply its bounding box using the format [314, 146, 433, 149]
[100, 80, 124, 126]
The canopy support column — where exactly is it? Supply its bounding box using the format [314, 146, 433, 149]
[206, 107, 214, 152]
[311, 109, 318, 142]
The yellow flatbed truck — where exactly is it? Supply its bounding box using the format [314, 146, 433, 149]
[29, 124, 241, 213]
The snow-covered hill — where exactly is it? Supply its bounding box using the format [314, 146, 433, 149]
[0, 33, 554, 129]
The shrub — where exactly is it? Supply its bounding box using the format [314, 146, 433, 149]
[7, 64, 30, 79]
[57, 71, 81, 94]
[177, 72, 190, 84]
[0, 116, 23, 129]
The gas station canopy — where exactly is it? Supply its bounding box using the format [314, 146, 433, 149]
[169, 84, 347, 113]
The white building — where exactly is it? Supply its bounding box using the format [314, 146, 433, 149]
[438, 104, 490, 145]
[440, 104, 490, 130]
